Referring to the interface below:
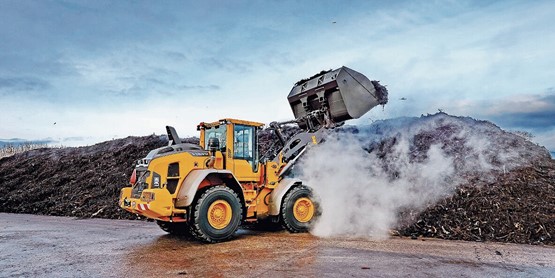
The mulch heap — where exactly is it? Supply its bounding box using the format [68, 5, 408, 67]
[396, 159, 555, 245]
[356, 113, 554, 245]
[0, 113, 554, 245]
[0, 136, 170, 219]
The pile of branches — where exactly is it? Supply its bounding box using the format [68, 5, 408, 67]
[0, 136, 170, 219]
[396, 160, 555, 244]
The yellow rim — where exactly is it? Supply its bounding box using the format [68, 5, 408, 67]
[207, 200, 232, 229]
[293, 197, 314, 223]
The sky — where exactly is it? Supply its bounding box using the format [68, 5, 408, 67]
[1, 0, 554, 152]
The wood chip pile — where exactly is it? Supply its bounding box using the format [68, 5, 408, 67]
[395, 160, 555, 245]
[0, 136, 170, 219]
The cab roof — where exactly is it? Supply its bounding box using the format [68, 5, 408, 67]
[197, 118, 265, 130]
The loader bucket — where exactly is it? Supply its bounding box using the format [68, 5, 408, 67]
[288, 66, 388, 128]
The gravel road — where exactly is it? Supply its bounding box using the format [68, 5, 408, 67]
[1, 213, 554, 277]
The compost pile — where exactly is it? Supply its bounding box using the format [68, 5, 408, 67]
[396, 159, 555, 244]
[0, 136, 172, 219]
[335, 113, 554, 245]
[0, 113, 553, 245]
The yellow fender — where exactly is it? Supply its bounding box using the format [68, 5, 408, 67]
[175, 169, 245, 208]
[268, 178, 302, 216]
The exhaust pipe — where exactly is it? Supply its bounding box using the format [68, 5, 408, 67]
[206, 137, 220, 168]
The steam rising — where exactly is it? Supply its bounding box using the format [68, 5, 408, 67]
[300, 136, 455, 238]
[296, 113, 550, 239]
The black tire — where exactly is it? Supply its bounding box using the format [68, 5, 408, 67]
[281, 185, 319, 233]
[189, 185, 243, 243]
[156, 220, 193, 237]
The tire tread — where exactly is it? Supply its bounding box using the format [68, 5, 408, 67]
[190, 185, 243, 243]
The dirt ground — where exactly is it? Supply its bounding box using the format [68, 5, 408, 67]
[1, 213, 554, 278]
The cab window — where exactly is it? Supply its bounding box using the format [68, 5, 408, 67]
[204, 125, 227, 151]
[233, 124, 258, 170]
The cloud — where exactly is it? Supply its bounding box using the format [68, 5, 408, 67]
[1, 0, 555, 151]
[61, 136, 87, 142]
[441, 90, 555, 152]
[163, 51, 188, 61]
[533, 131, 555, 152]
[178, 84, 220, 91]
[198, 57, 253, 73]
[448, 91, 555, 131]
[0, 76, 51, 92]
[491, 111, 555, 131]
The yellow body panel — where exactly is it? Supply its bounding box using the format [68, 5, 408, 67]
[233, 158, 259, 181]
[120, 187, 178, 220]
[264, 161, 281, 189]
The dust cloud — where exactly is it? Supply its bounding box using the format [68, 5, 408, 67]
[299, 134, 455, 239]
[296, 113, 548, 239]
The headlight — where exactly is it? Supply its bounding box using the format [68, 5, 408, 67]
[141, 192, 155, 203]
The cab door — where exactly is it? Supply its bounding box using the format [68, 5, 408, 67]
[231, 124, 260, 181]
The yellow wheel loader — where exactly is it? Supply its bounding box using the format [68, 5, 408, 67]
[119, 66, 388, 242]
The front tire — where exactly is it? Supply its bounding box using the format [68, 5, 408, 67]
[281, 185, 319, 233]
[190, 185, 243, 243]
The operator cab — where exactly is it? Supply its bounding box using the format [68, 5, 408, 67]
[197, 119, 265, 181]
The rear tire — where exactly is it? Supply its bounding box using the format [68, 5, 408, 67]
[189, 185, 243, 243]
[156, 220, 192, 237]
[281, 185, 319, 233]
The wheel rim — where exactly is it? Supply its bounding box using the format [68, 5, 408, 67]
[293, 197, 314, 223]
[207, 200, 232, 229]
